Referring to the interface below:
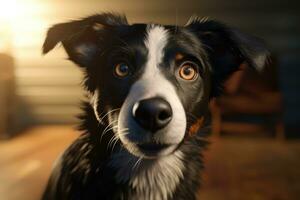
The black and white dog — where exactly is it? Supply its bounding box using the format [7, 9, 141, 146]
[42, 13, 268, 200]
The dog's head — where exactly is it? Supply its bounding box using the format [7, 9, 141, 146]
[43, 13, 269, 158]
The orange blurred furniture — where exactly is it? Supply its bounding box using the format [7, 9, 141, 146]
[210, 62, 284, 138]
[0, 53, 16, 139]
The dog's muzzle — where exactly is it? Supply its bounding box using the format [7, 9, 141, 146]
[117, 76, 187, 158]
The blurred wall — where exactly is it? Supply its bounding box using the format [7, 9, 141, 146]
[13, 0, 299, 125]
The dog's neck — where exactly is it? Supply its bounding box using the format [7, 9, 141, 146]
[109, 147, 185, 200]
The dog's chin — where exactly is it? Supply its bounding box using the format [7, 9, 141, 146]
[124, 143, 179, 159]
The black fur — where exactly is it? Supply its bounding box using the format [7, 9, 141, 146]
[42, 103, 208, 200]
[42, 13, 268, 200]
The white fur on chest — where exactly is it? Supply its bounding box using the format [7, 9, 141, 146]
[109, 150, 185, 200]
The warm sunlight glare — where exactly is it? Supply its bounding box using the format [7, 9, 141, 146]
[0, 0, 26, 21]
[0, 0, 48, 53]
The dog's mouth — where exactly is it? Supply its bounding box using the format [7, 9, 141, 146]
[137, 143, 173, 157]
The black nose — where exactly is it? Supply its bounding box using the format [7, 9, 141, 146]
[132, 97, 173, 132]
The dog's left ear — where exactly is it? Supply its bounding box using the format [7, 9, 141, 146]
[186, 17, 270, 96]
[42, 13, 128, 67]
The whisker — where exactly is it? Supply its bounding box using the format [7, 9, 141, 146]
[133, 157, 143, 171]
[103, 120, 118, 130]
[103, 122, 118, 134]
[99, 108, 121, 122]
[107, 135, 116, 149]
[118, 132, 129, 137]
[108, 135, 120, 152]
[100, 120, 118, 143]
[118, 128, 129, 135]
[111, 137, 121, 152]
[101, 125, 118, 141]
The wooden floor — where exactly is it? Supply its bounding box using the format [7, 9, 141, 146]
[199, 137, 300, 200]
[0, 126, 299, 200]
[0, 126, 78, 200]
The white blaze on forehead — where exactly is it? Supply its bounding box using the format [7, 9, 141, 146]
[144, 25, 169, 70]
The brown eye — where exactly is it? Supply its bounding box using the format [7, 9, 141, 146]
[114, 63, 130, 78]
[179, 62, 198, 80]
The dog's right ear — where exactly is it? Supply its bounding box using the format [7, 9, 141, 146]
[42, 13, 128, 67]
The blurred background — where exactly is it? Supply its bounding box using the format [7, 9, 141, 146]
[0, 0, 299, 199]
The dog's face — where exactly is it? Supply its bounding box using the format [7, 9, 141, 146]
[112, 24, 211, 158]
[43, 13, 268, 158]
